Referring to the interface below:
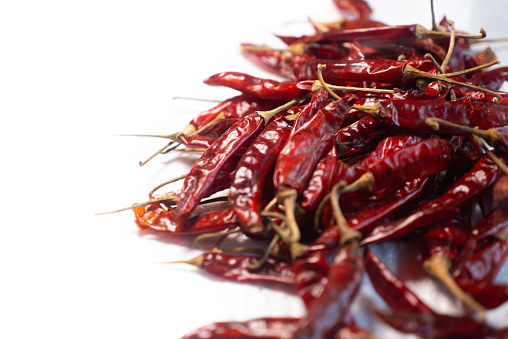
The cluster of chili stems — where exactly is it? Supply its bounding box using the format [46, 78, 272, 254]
[108, 0, 508, 337]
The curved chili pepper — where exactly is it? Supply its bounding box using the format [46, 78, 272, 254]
[452, 234, 508, 296]
[293, 252, 330, 308]
[293, 243, 364, 339]
[472, 201, 508, 243]
[230, 116, 293, 235]
[204, 72, 307, 100]
[298, 147, 339, 212]
[364, 249, 433, 313]
[334, 115, 389, 158]
[290, 89, 329, 134]
[358, 134, 424, 170]
[180, 317, 300, 339]
[366, 138, 455, 194]
[273, 96, 357, 195]
[361, 155, 504, 245]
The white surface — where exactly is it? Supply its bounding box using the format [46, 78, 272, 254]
[1, 1, 508, 338]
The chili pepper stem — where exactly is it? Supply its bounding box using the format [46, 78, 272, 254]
[311, 80, 399, 94]
[278, 189, 302, 244]
[245, 233, 280, 270]
[193, 228, 241, 249]
[330, 182, 362, 245]
[402, 62, 502, 102]
[148, 173, 187, 197]
[94, 191, 178, 215]
[423, 255, 487, 322]
[472, 134, 508, 176]
[415, 24, 486, 40]
[343, 172, 375, 194]
[257, 99, 300, 124]
[440, 21, 456, 73]
[425, 117, 502, 146]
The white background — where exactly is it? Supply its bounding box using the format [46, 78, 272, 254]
[2, 1, 508, 338]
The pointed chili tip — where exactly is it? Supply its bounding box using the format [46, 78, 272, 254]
[160, 254, 205, 268]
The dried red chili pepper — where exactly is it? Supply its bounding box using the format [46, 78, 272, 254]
[452, 231, 508, 297]
[290, 89, 329, 134]
[364, 249, 433, 313]
[173, 252, 296, 286]
[180, 317, 300, 339]
[293, 252, 330, 308]
[375, 309, 500, 339]
[293, 242, 364, 339]
[204, 72, 307, 100]
[274, 96, 357, 195]
[134, 204, 238, 236]
[358, 134, 424, 170]
[230, 115, 293, 235]
[293, 58, 434, 87]
[361, 155, 504, 245]
[334, 115, 389, 158]
[174, 100, 298, 223]
[365, 99, 508, 136]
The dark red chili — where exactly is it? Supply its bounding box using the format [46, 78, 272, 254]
[334, 115, 389, 158]
[230, 116, 293, 235]
[293, 252, 330, 308]
[204, 72, 307, 100]
[358, 134, 424, 170]
[180, 317, 300, 339]
[293, 243, 364, 339]
[273, 96, 357, 195]
[193, 252, 295, 285]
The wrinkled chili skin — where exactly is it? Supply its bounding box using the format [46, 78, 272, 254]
[204, 72, 307, 100]
[174, 114, 266, 223]
[334, 115, 389, 158]
[368, 138, 455, 193]
[293, 252, 330, 308]
[376, 99, 508, 134]
[230, 116, 292, 235]
[358, 134, 424, 170]
[180, 317, 300, 339]
[178, 134, 214, 149]
[291, 89, 329, 134]
[200, 252, 296, 285]
[364, 249, 433, 313]
[361, 156, 503, 245]
[293, 243, 364, 339]
[294, 58, 433, 87]
[452, 236, 508, 296]
[273, 96, 357, 195]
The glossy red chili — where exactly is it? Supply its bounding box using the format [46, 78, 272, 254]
[230, 116, 293, 235]
[293, 252, 330, 308]
[293, 243, 364, 339]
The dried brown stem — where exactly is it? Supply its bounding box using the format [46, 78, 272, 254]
[423, 255, 486, 322]
[148, 173, 187, 197]
[94, 191, 178, 216]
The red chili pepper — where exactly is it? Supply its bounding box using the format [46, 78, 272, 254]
[180, 317, 300, 339]
[230, 116, 293, 235]
[178, 134, 215, 149]
[134, 204, 238, 236]
[179, 252, 296, 286]
[364, 249, 433, 313]
[293, 58, 434, 87]
[293, 252, 330, 308]
[369, 99, 508, 135]
[174, 101, 295, 222]
[452, 234, 508, 296]
[290, 89, 329, 134]
[204, 72, 307, 100]
[375, 309, 500, 339]
[334, 115, 389, 158]
[293, 243, 364, 339]
[472, 283, 508, 309]
[472, 201, 508, 243]
[361, 155, 504, 245]
[188, 94, 277, 134]
[422, 218, 469, 266]
[358, 134, 424, 170]
[273, 96, 357, 195]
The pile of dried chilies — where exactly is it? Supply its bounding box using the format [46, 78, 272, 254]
[120, 0, 508, 337]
